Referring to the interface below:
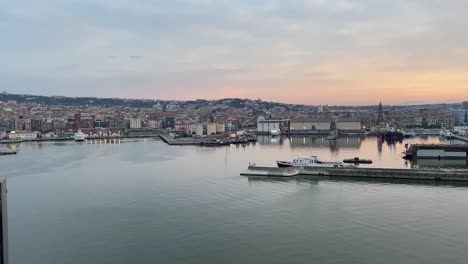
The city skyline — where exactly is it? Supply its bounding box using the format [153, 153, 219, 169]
[2, 1, 468, 105]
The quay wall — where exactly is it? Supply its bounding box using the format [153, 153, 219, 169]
[241, 166, 468, 182]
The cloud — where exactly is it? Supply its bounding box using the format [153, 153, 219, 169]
[1, 0, 468, 104]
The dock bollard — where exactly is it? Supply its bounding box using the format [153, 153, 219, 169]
[0, 177, 7, 264]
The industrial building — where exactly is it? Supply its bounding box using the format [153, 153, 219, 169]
[289, 118, 332, 134]
[8, 131, 39, 139]
[336, 118, 362, 134]
[256, 116, 289, 134]
[129, 118, 141, 129]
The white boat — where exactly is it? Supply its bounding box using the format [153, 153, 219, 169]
[74, 130, 86, 141]
[276, 155, 355, 168]
[401, 130, 416, 137]
[439, 129, 455, 139]
[326, 131, 337, 140]
[270, 129, 281, 136]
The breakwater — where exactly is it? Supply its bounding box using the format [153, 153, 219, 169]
[241, 165, 468, 182]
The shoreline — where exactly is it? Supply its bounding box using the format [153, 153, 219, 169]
[0, 134, 161, 144]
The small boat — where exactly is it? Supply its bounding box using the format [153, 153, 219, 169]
[439, 129, 456, 139]
[401, 130, 416, 138]
[74, 130, 86, 141]
[326, 131, 337, 140]
[270, 129, 281, 136]
[276, 155, 355, 168]
[343, 157, 373, 164]
[276, 161, 293, 167]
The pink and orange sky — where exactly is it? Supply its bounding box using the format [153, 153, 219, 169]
[2, 0, 468, 105]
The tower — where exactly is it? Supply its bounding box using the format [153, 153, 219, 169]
[377, 101, 383, 124]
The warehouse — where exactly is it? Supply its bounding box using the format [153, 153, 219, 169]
[289, 118, 332, 135]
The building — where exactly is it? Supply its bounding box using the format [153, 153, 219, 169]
[8, 131, 38, 139]
[194, 123, 223, 136]
[336, 118, 361, 134]
[15, 117, 31, 131]
[130, 118, 141, 129]
[94, 118, 106, 128]
[148, 120, 161, 129]
[289, 118, 331, 134]
[256, 116, 289, 134]
[451, 109, 468, 125]
[377, 101, 384, 124]
[207, 123, 217, 135]
[216, 124, 225, 133]
[163, 117, 175, 129]
[196, 124, 204, 136]
[454, 126, 468, 136]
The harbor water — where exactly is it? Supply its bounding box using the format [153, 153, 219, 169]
[1, 136, 468, 264]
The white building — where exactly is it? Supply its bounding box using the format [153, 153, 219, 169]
[130, 118, 141, 129]
[336, 118, 361, 133]
[207, 123, 217, 135]
[256, 116, 288, 134]
[216, 124, 225, 133]
[194, 123, 224, 136]
[196, 124, 204, 136]
[290, 118, 331, 134]
[8, 131, 38, 139]
[148, 120, 160, 128]
[454, 126, 468, 136]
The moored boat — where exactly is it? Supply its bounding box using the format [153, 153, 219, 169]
[200, 139, 231, 147]
[74, 130, 86, 141]
[439, 129, 456, 139]
[343, 157, 373, 164]
[270, 129, 281, 136]
[401, 130, 416, 138]
[276, 155, 356, 168]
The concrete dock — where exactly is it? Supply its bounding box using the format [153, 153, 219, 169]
[241, 165, 468, 182]
[159, 134, 201, 145]
[0, 147, 16, 155]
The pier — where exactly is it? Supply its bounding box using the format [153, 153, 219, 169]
[0, 147, 16, 155]
[241, 165, 468, 182]
[159, 134, 201, 145]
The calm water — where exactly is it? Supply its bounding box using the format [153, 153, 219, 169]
[2, 136, 468, 264]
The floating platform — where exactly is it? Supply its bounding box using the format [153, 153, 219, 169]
[343, 157, 373, 164]
[403, 144, 468, 159]
[240, 165, 468, 182]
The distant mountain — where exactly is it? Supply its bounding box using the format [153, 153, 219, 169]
[0, 92, 300, 109]
[0, 92, 461, 109]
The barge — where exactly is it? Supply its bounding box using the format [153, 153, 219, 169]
[343, 157, 373, 164]
[403, 144, 468, 159]
[241, 164, 468, 182]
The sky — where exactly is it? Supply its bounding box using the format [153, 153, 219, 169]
[1, 0, 468, 105]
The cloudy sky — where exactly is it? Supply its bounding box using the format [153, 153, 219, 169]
[1, 0, 468, 105]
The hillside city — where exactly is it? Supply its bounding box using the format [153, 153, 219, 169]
[0, 92, 467, 140]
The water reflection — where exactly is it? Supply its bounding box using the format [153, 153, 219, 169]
[254, 135, 467, 169]
[257, 135, 283, 145]
[246, 175, 468, 188]
[85, 138, 121, 145]
[409, 159, 468, 169]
